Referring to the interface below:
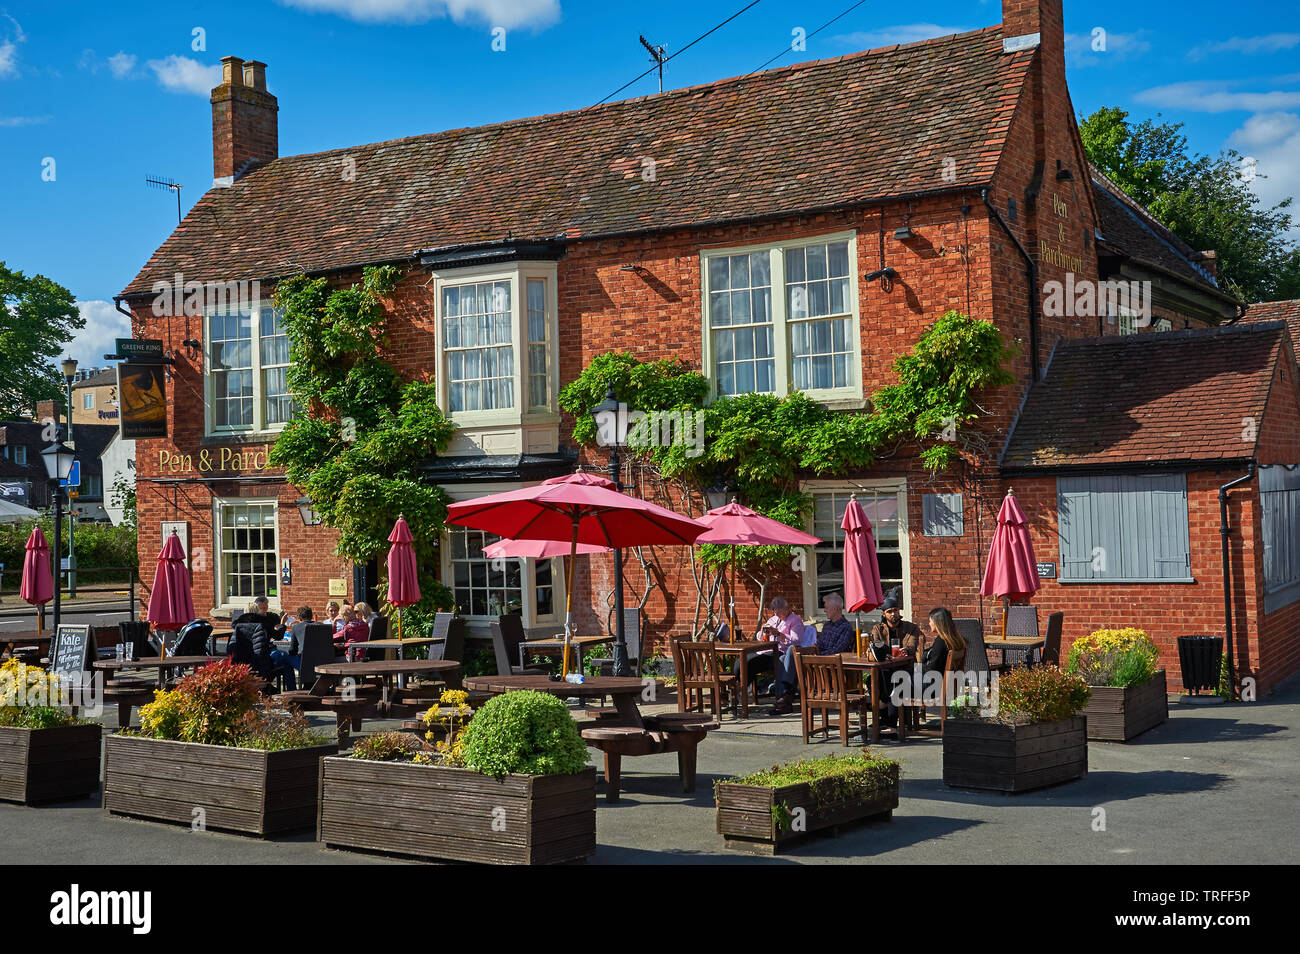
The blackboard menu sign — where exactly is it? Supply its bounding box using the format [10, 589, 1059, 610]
[49, 624, 95, 683]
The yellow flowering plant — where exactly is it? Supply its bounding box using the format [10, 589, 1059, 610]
[421, 689, 473, 766]
[1066, 628, 1160, 688]
[0, 659, 75, 729]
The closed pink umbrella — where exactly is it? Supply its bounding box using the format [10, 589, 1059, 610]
[980, 488, 1040, 635]
[694, 500, 821, 640]
[147, 531, 196, 654]
[841, 495, 886, 654]
[20, 526, 54, 633]
[386, 516, 420, 642]
[447, 472, 706, 674]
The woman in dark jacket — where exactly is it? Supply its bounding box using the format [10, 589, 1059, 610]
[879, 607, 967, 729]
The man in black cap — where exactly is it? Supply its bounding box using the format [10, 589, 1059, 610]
[868, 587, 922, 659]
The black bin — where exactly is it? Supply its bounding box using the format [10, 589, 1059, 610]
[117, 620, 152, 660]
[1177, 635, 1223, 694]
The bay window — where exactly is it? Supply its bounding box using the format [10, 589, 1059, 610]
[702, 232, 860, 401]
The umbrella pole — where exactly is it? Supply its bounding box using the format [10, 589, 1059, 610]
[728, 545, 738, 642]
[562, 519, 578, 678]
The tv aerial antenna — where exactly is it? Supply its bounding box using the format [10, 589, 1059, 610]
[639, 35, 667, 93]
[145, 175, 183, 224]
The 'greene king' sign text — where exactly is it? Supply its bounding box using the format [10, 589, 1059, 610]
[158, 446, 274, 474]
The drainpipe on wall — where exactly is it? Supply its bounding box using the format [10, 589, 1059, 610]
[981, 189, 1040, 382]
[1219, 461, 1256, 700]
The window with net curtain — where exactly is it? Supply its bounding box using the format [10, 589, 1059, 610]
[219, 500, 278, 604]
[209, 308, 292, 432]
[811, 489, 904, 621]
[444, 281, 515, 413]
[707, 237, 854, 397]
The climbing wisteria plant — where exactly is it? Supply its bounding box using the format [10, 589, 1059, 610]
[268, 266, 457, 613]
[559, 310, 1016, 575]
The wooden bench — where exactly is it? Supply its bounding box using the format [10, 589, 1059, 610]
[580, 715, 718, 803]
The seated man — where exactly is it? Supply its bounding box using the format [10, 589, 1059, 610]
[744, 596, 803, 705]
[285, 605, 314, 674]
[868, 588, 922, 728]
[771, 593, 855, 714]
[232, 595, 296, 691]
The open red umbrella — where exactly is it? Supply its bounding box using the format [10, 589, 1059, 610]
[20, 526, 54, 633]
[386, 516, 420, 642]
[841, 495, 886, 654]
[147, 531, 196, 654]
[447, 472, 706, 674]
[980, 488, 1040, 635]
[694, 500, 820, 640]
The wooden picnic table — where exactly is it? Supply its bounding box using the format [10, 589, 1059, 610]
[714, 639, 780, 719]
[314, 659, 460, 714]
[2, 631, 51, 656]
[92, 655, 223, 689]
[840, 654, 918, 744]
[464, 673, 648, 727]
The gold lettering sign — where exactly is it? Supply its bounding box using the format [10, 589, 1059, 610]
[157, 445, 274, 474]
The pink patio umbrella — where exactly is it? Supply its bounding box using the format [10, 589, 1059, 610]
[482, 539, 612, 649]
[447, 472, 707, 675]
[980, 488, 1041, 636]
[841, 494, 886, 655]
[386, 516, 421, 643]
[147, 531, 196, 657]
[20, 526, 54, 633]
[693, 500, 821, 640]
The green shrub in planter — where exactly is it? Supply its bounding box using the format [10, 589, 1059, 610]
[460, 690, 588, 777]
[986, 665, 1091, 724]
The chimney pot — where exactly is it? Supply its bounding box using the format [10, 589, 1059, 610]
[221, 56, 245, 86]
[242, 60, 267, 91]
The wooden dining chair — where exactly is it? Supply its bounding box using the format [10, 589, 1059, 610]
[793, 649, 867, 746]
[671, 638, 737, 718]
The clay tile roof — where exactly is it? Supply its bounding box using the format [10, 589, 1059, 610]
[121, 26, 1031, 297]
[1001, 323, 1286, 471]
[1241, 300, 1300, 351]
[1090, 167, 1233, 302]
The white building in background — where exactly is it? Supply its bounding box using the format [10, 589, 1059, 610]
[100, 432, 136, 526]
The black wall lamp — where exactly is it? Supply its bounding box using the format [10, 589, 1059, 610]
[863, 266, 897, 292]
[1055, 159, 1074, 181]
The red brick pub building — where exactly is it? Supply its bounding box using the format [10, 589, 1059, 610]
[119, 0, 1300, 694]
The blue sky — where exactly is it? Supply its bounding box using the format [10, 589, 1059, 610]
[2, 0, 1298, 366]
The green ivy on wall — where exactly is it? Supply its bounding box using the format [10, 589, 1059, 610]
[559, 310, 1016, 573]
[268, 266, 458, 614]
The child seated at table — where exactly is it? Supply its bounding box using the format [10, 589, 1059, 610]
[334, 606, 371, 661]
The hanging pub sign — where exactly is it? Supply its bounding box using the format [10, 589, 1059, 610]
[115, 337, 165, 362]
[117, 363, 168, 440]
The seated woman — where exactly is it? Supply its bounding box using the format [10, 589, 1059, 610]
[324, 601, 344, 633]
[334, 606, 371, 661]
[879, 607, 966, 729]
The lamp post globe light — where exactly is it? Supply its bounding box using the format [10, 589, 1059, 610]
[61, 357, 78, 598]
[591, 386, 630, 677]
[42, 432, 76, 630]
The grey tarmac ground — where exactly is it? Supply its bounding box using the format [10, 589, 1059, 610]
[1, 674, 1296, 865]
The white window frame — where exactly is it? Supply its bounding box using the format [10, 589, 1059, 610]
[82, 391, 94, 410]
[440, 482, 565, 629]
[800, 478, 910, 624]
[213, 497, 282, 612]
[701, 230, 862, 404]
[431, 263, 560, 427]
[204, 305, 291, 438]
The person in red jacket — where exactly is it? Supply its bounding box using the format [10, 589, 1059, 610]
[334, 606, 371, 661]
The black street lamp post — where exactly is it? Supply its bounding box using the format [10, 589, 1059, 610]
[61, 357, 78, 598]
[592, 386, 630, 677]
[41, 431, 76, 631]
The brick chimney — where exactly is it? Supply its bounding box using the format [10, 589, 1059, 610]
[210, 56, 278, 188]
[1001, 0, 1066, 96]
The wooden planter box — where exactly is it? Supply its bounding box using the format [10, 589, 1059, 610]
[103, 734, 337, 835]
[715, 776, 900, 855]
[1083, 670, 1168, 741]
[943, 716, 1087, 793]
[0, 724, 101, 804]
[318, 757, 597, 865]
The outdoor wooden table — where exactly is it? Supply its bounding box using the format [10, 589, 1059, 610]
[360, 637, 441, 659]
[92, 655, 223, 689]
[517, 634, 613, 671]
[841, 654, 917, 744]
[983, 635, 1045, 668]
[464, 674, 649, 728]
[714, 639, 780, 719]
[2, 631, 51, 657]
[314, 659, 460, 714]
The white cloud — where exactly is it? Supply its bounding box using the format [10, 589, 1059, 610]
[1065, 30, 1151, 67]
[108, 51, 137, 79]
[1136, 80, 1300, 113]
[278, 0, 560, 29]
[835, 24, 973, 49]
[67, 301, 132, 369]
[0, 40, 16, 77]
[145, 55, 221, 96]
[1230, 112, 1300, 240]
[1189, 32, 1300, 60]
[0, 114, 50, 126]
